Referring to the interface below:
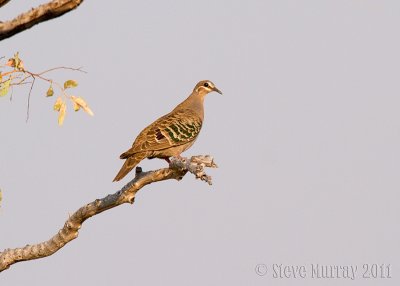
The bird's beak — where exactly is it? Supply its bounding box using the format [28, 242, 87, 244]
[213, 86, 223, 95]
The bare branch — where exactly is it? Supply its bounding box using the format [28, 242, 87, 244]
[0, 0, 84, 41]
[0, 0, 11, 9]
[0, 155, 217, 272]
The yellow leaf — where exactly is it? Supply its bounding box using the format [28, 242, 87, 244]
[46, 85, 54, 97]
[64, 80, 78, 89]
[73, 101, 80, 112]
[71, 96, 94, 116]
[14, 52, 20, 66]
[58, 102, 66, 126]
[53, 97, 63, 111]
[0, 79, 11, 97]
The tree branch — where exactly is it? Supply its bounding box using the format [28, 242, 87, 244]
[0, 0, 84, 41]
[0, 155, 217, 272]
[0, 0, 12, 9]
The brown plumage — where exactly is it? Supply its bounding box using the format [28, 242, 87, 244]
[113, 80, 222, 182]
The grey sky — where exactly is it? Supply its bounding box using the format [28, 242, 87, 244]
[1, 1, 400, 285]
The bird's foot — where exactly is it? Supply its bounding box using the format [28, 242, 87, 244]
[135, 166, 143, 174]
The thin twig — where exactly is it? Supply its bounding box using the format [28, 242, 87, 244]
[9, 85, 13, 101]
[10, 81, 32, 86]
[37, 66, 86, 76]
[26, 76, 35, 122]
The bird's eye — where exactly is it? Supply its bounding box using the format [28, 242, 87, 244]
[204, 82, 209, 87]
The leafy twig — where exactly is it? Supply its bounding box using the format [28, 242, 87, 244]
[0, 52, 93, 125]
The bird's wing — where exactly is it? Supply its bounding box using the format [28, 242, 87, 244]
[127, 109, 203, 155]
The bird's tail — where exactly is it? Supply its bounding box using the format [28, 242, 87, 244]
[113, 152, 147, 182]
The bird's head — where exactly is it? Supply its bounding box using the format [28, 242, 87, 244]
[194, 80, 222, 95]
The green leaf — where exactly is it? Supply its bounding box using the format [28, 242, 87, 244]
[0, 79, 11, 97]
[64, 80, 78, 89]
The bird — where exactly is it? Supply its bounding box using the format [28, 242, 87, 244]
[113, 80, 222, 182]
